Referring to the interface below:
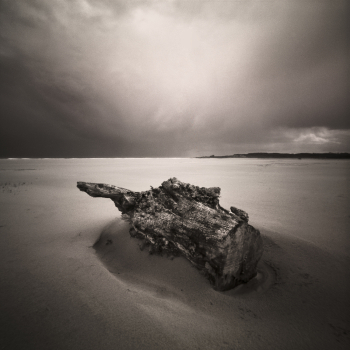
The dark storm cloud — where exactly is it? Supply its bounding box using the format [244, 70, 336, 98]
[0, 0, 349, 157]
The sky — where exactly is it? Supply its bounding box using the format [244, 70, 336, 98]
[0, 0, 349, 157]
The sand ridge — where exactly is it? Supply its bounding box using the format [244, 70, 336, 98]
[93, 218, 350, 349]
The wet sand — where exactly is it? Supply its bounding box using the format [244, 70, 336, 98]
[0, 158, 349, 349]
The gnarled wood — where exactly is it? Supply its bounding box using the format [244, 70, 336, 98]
[77, 178, 263, 291]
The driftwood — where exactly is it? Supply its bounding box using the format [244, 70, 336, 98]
[77, 178, 263, 291]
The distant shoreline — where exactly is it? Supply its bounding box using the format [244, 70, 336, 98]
[197, 152, 350, 159]
[0, 153, 350, 159]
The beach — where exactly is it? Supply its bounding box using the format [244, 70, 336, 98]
[0, 158, 349, 349]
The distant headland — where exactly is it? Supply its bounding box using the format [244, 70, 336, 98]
[197, 153, 350, 159]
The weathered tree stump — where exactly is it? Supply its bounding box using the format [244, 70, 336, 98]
[77, 178, 263, 291]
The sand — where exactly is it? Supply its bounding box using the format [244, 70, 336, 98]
[0, 158, 349, 349]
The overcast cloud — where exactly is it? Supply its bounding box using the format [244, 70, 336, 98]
[0, 0, 349, 157]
